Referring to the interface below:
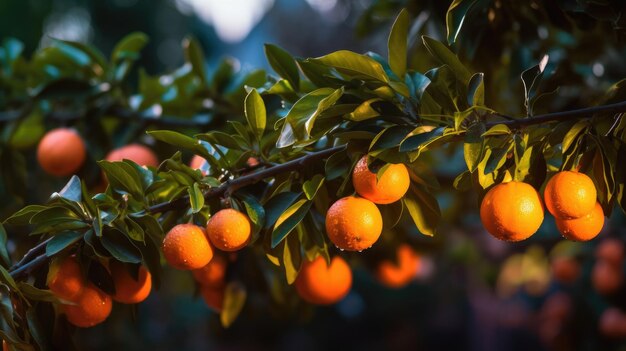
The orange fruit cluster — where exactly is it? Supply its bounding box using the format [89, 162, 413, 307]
[162, 211, 252, 311]
[544, 171, 604, 241]
[326, 156, 409, 251]
[37, 128, 86, 177]
[480, 171, 604, 242]
[48, 256, 152, 328]
[295, 256, 352, 305]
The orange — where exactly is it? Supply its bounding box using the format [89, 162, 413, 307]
[37, 128, 86, 177]
[596, 238, 624, 266]
[109, 261, 152, 304]
[376, 244, 420, 289]
[555, 202, 604, 241]
[190, 155, 208, 175]
[551, 257, 580, 285]
[352, 156, 410, 204]
[200, 285, 224, 312]
[295, 256, 352, 305]
[63, 283, 112, 328]
[192, 255, 227, 287]
[48, 256, 85, 301]
[592, 260, 623, 295]
[163, 224, 213, 270]
[206, 209, 252, 252]
[325, 196, 383, 251]
[544, 171, 597, 219]
[105, 144, 158, 167]
[480, 181, 544, 242]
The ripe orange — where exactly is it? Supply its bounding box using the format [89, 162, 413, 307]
[480, 181, 544, 242]
[190, 155, 208, 175]
[109, 261, 152, 304]
[544, 171, 597, 219]
[376, 244, 420, 289]
[599, 308, 626, 338]
[105, 144, 158, 167]
[63, 283, 112, 328]
[295, 256, 352, 305]
[37, 128, 86, 177]
[48, 256, 85, 301]
[200, 285, 224, 312]
[592, 260, 623, 295]
[551, 257, 580, 285]
[596, 238, 624, 266]
[192, 255, 227, 287]
[325, 196, 383, 251]
[555, 202, 604, 241]
[162, 224, 214, 270]
[206, 209, 252, 252]
[352, 156, 410, 204]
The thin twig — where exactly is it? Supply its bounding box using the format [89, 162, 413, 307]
[148, 145, 347, 214]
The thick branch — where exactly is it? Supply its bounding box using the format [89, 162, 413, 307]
[486, 100, 626, 128]
[148, 144, 347, 214]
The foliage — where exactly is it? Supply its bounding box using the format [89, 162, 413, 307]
[0, 1, 625, 349]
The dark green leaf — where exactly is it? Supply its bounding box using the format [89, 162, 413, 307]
[303, 175, 325, 200]
[422, 36, 471, 83]
[112, 32, 149, 62]
[467, 72, 484, 106]
[271, 199, 312, 248]
[3, 205, 47, 225]
[264, 44, 300, 89]
[101, 229, 142, 263]
[403, 185, 440, 236]
[264, 192, 301, 229]
[388, 9, 409, 78]
[57, 175, 82, 202]
[446, 0, 478, 45]
[182, 36, 207, 84]
[244, 89, 266, 141]
[188, 182, 204, 213]
[464, 123, 486, 172]
[45, 231, 83, 256]
[313, 50, 389, 82]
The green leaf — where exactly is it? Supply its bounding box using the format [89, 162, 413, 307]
[26, 307, 49, 351]
[279, 87, 343, 146]
[422, 36, 471, 83]
[0, 265, 17, 291]
[57, 175, 82, 202]
[467, 72, 484, 106]
[45, 231, 83, 256]
[346, 98, 382, 121]
[325, 150, 350, 180]
[303, 175, 325, 200]
[244, 89, 266, 141]
[399, 127, 445, 152]
[388, 9, 409, 78]
[112, 32, 149, 62]
[242, 196, 265, 230]
[98, 161, 144, 199]
[264, 192, 301, 229]
[188, 182, 204, 213]
[403, 185, 440, 236]
[313, 50, 389, 83]
[0, 224, 9, 267]
[221, 282, 246, 328]
[283, 233, 302, 284]
[264, 44, 300, 89]
[483, 124, 511, 137]
[562, 120, 588, 153]
[521, 55, 549, 115]
[370, 126, 414, 152]
[18, 283, 57, 303]
[3, 205, 47, 225]
[182, 36, 207, 84]
[271, 199, 312, 248]
[405, 71, 431, 102]
[446, 0, 478, 45]
[101, 229, 142, 263]
[464, 123, 486, 172]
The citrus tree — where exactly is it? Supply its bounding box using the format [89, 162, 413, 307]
[1, 0, 626, 349]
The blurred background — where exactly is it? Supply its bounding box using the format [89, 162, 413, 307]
[2, 0, 626, 350]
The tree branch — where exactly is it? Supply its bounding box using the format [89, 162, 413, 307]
[486, 100, 626, 128]
[148, 144, 347, 214]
